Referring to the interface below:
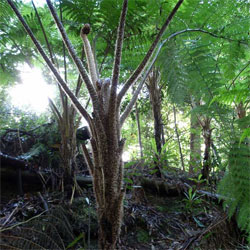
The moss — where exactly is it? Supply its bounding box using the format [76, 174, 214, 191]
[136, 229, 150, 243]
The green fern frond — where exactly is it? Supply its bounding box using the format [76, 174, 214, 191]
[158, 41, 189, 104]
[1, 234, 47, 250]
[26, 220, 65, 249]
[212, 88, 250, 106]
[50, 206, 75, 238]
[43, 214, 74, 242]
[240, 128, 250, 143]
[0, 206, 75, 249]
[218, 141, 250, 242]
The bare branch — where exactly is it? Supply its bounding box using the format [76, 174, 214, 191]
[58, 85, 67, 117]
[59, 1, 67, 82]
[106, 0, 128, 148]
[49, 98, 62, 123]
[45, 0, 99, 111]
[110, 0, 128, 102]
[228, 60, 250, 90]
[31, 0, 56, 66]
[183, 28, 249, 45]
[7, 0, 91, 124]
[160, 28, 249, 45]
[70, 47, 85, 119]
[74, 46, 85, 108]
[117, 0, 184, 106]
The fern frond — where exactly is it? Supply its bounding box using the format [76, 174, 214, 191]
[1, 234, 47, 249]
[0, 206, 75, 249]
[42, 214, 74, 242]
[240, 128, 250, 143]
[26, 221, 65, 249]
[218, 141, 250, 242]
[0, 244, 20, 250]
[211, 88, 250, 106]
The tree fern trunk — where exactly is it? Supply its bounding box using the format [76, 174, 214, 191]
[189, 110, 201, 173]
[147, 68, 164, 177]
[201, 119, 212, 179]
[89, 119, 125, 249]
[98, 163, 125, 249]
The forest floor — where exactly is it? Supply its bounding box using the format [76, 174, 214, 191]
[0, 165, 247, 250]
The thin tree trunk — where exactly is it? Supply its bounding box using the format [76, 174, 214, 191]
[189, 110, 201, 173]
[190, 99, 211, 179]
[135, 102, 143, 158]
[147, 68, 164, 177]
[161, 124, 166, 146]
[236, 101, 246, 120]
[201, 118, 212, 180]
[173, 105, 185, 171]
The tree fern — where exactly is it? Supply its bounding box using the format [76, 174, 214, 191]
[218, 140, 250, 242]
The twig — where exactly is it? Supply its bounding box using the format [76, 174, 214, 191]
[0, 210, 47, 233]
[110, 0, 128, 102]
[1, 206, 19, 227]
[228, 60, 250, 90]
[181, 215, 228, 250]
[31, 0, 56, 65]
[197, 215, 228, 241]
[69, 184, 76, 205]
[37, 192, 49, 211]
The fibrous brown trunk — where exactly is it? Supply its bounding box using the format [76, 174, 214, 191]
[147, 68, 164, 154]
[82, 107, 126, 250]
[147, 68, 165, 177]
[189, 110, 201, 173]
[59, 113, 78, 185]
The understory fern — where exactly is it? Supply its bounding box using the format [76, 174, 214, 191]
[0, 206, 75, 249]
[218, 140, 250, 242]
